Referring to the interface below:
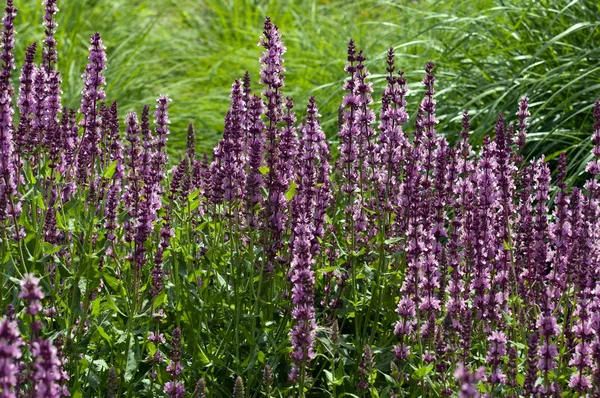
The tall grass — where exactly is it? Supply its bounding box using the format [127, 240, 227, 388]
[12, 0, 600, 176]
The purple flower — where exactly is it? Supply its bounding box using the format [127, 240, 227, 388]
[339, 40, 359, 196]
[166, 328, 183, 378]
[485, 331, 507, 385]
[471, 137, 498, 320]
[77, 32, 107, 183]
[244, 94, 265, 227]
[152, 94, 171, 187]
[515, 96, 530, 154]
[218, 80, 246, 203]
[288, 213, 317, 382]
[376, 48, 409, 212]
[164, 381, 185, 398]
[186, 122, 196, 161]
[42, 0, 58, 70]
[0, 316, 24, 397]
[15, 42, 37, 157]
[357, 345, 374, 390]
[30, 339, 62, 398]
[232, 376, 244, 398]
[19, 273, 45, 316]
[104, 182, 120, 243]
[105, 101, 124, 179]
[454, 363, 485, 398]
[0, 0, 16, 89]
[259, 17, 296, 269]
[0, 0, 18, 226]
[288, 102, 327, 380]
[193, 377, 206, 398]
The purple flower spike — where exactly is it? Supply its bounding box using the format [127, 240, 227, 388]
[153, 94, 172, 187]
[0, 0, 19, 225]
[78, 32, 107, 183]
[19, 273, 45, 316]
[31, 339, 62, 398]
[0, 316, 24, 397]
[244, 94, 265, 227]
[42, 0, 58, 69]
[15, 42, 37, 157]
[454, 363, 485, 398]
[0, 0, 16, 89]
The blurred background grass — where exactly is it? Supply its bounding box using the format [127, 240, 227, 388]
[12, 0, 600, 179]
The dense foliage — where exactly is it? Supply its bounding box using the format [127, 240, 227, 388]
[1, 1, 600, 397]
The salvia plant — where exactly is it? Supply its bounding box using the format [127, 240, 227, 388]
[1, 1, 600, 397]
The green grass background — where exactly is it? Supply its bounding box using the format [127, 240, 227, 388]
[12, 0, 600, 179]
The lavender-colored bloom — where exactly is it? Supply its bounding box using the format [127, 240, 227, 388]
[547, 152, 569, 293]
[166, 328, 183, 378]
[0, 0, 16, 90]
[288, 215, 317, 381]
[186, 122, 196, 161]
[259, 18, 295, 268]
[152, 95, 171, 185]
[43, 206, 59, 244]
[485, 331, 507, 385]
[376, 48, 409, 212]
[0, 316, 24, 397]
[533, 158, 550, 273]
[19, 273, 45, 316]
[454, 363, 485, 398]
[122, 111, 141, 243]
[104, 182, 120, 243]
[43, 65, 62, 165]
[263, 363, 273, 391]
[277, 97, 298, 192]
[15, 42, 37, 156]
[393, 296, 415, 361]
[193, 377, 206, 398]
[0, 0, 18, 225]
[107, 366, 118, 398]
[169, 158, 188, 201]
[163, 381, 185, 398]
[353, 49, 376, 193]
[515, 96, 530, 154]
[471, 137, 498, 320]
[244, 94, 265, 226]
[42, 0, 58, 70]
[339, 40, 360, 196]
[218, 81, 246, 203]
[30, 339, 62, 398]
[40, 0, 62, 153]
[357, 345, 374, 390]
[232, 376, 244, 398]
[586, 100, 600, 177]
[164, 328, 184, 397]
[492, 114, 515, 315]
[77, 32, 107, 183]
[105, 101, 124, 179]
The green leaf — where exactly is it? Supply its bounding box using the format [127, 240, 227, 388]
[285, 181, 297, 201]
[124, 337, 139, 382]
[413, 364, 434, 379]
[36, 193, 46, 211]
[259, 166, 270, 175]
[102, 160, 118, 179]
[97, 326, 113, 346]
[91, 298, 101, 316]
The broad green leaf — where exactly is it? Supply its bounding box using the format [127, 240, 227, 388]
[124, 337, 139, 382]
[102, 160, 118, 179]
[259, 166, 270, 175]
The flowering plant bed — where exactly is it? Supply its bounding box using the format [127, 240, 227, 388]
[1, 1, 600, 397]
